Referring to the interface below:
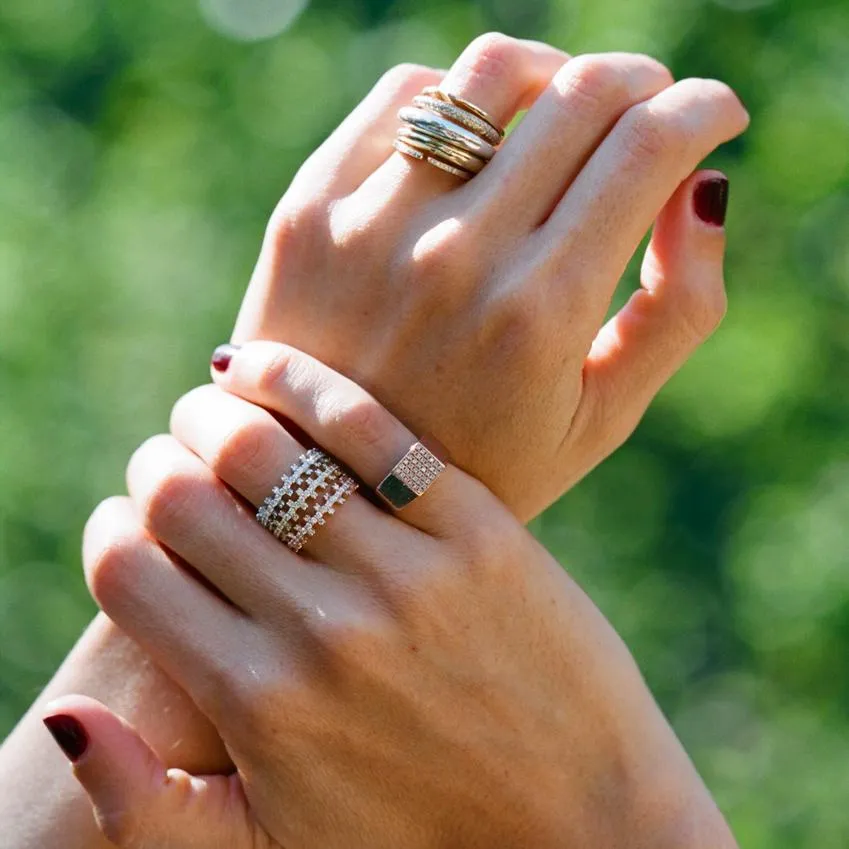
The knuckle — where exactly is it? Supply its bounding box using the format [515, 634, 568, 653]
[256, 344, 298, 395]
[140, 467, 199, 537]
[264, 197, 326, 257]
[622, 108, 690, 162]
[454, 509, 511, 570]
[482, 290, 544, 359]
[572, 390, 633, 458]
[403, 218, 480, 301]
[463, 32, 518, 84]
[306, 612, 391, 678]
[328, 396, 390, 455]
[676, 279, 728, 339]
[128, 433, 171, 472]
[169, 385, 212, 431]
[98, 807, 144, 848]
[97, 789, 177, 849]
[212, 418, 279, 482]
[83, 510, 146, 610]
[556, 54, 628, 111]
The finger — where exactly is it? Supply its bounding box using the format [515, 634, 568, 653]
[125, 433, 357, 615]
[538, 77, 749, 336]
[287, 63, 444, 201]
[42, 696, 248, 849]
[471, 53, 673, 232]
[210, 341, 480, 537]
[82, 495, 247, 709]
[355, 34, 570, 206]
[573, 170, 730, 465]
[169, 383, 412, 572]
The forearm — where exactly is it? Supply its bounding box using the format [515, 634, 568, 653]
[0, 613, 228, 849]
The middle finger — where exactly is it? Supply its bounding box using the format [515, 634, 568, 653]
[468, 52, 673, 233]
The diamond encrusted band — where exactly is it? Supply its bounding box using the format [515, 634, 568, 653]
[420, 86, 505, 141]
[412, 94, 502, 146]
[376, 442, 446, 510]
[257, 448, 358, 552]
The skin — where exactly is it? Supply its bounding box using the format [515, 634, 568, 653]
[53, 341, 738, 848]
[0, 33, 748, 848]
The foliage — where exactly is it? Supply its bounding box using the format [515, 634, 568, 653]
[1, 0, 847, 843]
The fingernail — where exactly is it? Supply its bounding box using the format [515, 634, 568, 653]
[211, 343, 240, 373]
[693, 177, 729, 227]
[43, 714, 89, 762]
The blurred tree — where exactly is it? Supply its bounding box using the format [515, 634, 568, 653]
[1, 0, 847, 845]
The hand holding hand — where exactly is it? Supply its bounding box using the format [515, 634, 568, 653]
[47, 342, 737, 849]
[234, 34, 748, 519]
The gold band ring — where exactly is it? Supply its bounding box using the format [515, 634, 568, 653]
[392, 139, 474, 180]
[421, 86, 505, 141]
[398, 107, 497, 160]
[412, 95, 503, 146]
[396, 127, 486, 174]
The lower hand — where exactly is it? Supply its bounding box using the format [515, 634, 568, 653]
[48, 342, 737, 849]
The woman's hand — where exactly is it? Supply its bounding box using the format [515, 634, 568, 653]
[49, 342, 738, 849]
[234, 33, 748, 520]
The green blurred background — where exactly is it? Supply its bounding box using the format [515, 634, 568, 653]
[1, 0, 848, 844]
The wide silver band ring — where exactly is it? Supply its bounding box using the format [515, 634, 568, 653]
[257, 448, 358, 552]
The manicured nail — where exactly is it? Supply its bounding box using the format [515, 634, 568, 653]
[211, 343, 240, 373]
[43, 714, 89, 762]
[693, 176, 729, 227]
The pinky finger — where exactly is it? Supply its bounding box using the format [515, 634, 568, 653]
[574, 170, 730, 458]
[42, 695, 256, 849]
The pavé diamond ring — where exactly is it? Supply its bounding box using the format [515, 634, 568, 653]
[376, 442, 446, 510]
[256, 448, 358, 553]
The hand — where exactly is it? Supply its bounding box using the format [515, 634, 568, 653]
[5, 33, 748, 848]
[50, 342, 737, 849]
[233, 33, 748, 520]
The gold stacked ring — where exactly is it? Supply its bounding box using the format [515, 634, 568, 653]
[394, 88, 505, 181]
[411, 94, 502, 146]
[396, 128, 486, 175]
[398, 107, 497, 160]
[257, 448, 358, 553]
[421, 86, 505, 143]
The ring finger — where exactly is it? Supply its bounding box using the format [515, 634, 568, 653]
[206, 341, 482, 539]
[168, 384, 414, 569]
[355, 33, 570, 205]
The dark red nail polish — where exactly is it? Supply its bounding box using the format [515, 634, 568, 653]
[211, 343, 240, 373]
[43, 715, 89, 762]
[693, 177, 729, 227]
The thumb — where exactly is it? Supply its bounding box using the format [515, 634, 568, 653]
[579, 169, 730, 449]
[43, 695, 256, 849]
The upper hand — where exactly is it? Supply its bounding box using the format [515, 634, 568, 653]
[233, 33, 749, 519]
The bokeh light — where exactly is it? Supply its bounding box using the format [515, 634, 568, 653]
[198, 0, 309, 42]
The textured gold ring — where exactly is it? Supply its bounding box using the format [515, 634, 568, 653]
[396, 127, 486, 174]
[398, 106, 497, 160]
[412, 95, 503, 146]
[392, 139, 474, 180]
[421, 86, 505, 141]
